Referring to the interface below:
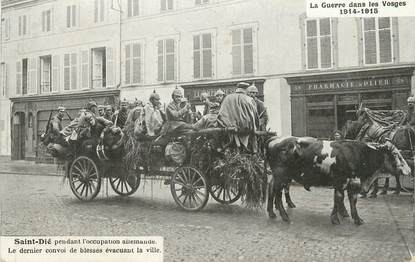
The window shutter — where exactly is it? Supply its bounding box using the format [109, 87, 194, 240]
[168, 0, 173, 10]
[133, 0, 139, 16]
[42, 11, 45, 32]
[157, 40, 164, 82]
[232, 29, 241, 75]
[106, 47, 115, 87]
[81, 50, 89, 89]
[193, 35, 200, 79]
[27, 58, 37, 94]
[243, 28, 253, 74]
[4, 19, 10, 39]
[4, 64, 9, 97]
[196, 0, 201, 4]
[23, 15, 27, 35]
[165, 39, 175, 81]
[52, 55, 59, 92]
[125, 44, 131, 84]
[94, 0, 99, 23]
[66, 6, 71, 27]
[63, 54, 70, 90]
[72, 5, 77, 27]
[18, 16, 22, 36]
[70, 53, 77, 90]
[47, 10, 51, 32]
[16, 61, 22, 95]
[100, 0, 105, 22]
[132, 43, 141, 84]
[202, 33, 212, 78]
[161, 0, 166, 11]
[127, 0, 132, 17]
[392, 17, 399, 63]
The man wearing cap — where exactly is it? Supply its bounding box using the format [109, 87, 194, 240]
[217, 82, 259, 152]
[104, 105, 113, 121]
[247, 84, 268, 131]
[48, 106, 66, 141]
[97, 105, 105, 117]
[143, 91, 165, 137]
[112, 99, 129, 129]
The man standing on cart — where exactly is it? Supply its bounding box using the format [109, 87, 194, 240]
[217, 82, 259, 152]
[247, 83, 268, 131]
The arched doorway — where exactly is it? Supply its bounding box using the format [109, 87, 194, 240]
[12, 112, 25, 160]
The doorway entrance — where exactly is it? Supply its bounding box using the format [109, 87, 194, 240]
[12, 112, 25, 160]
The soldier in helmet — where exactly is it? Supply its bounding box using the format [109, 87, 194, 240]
[247, 84, 268, 131]
[215, 89, 225, 105]
[407, 95, 415, 126]
[97, 105, 105, 117]
[160, 88, 194, 136]
[143, 91, 164, 137]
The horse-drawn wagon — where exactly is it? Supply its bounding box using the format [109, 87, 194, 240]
[59, 124, 273, 211]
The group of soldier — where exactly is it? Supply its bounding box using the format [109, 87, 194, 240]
[45, 81, 268, 154]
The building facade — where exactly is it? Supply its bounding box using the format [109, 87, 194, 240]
[1, 0, 414, 159]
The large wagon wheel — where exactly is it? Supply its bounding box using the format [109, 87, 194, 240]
[109, 169, 141, 196]
[209, 175, 241, 204]
[69, 156, 101, 201]
[170, 166, 209, 211]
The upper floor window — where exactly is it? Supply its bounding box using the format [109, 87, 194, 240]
[125, 43, 143, 85]
[127, 0, 139, 17]
[18, 15, 28, 36]
[305, 18, 332, 69]
[193, 33, 213, 79]
[195, 0, 209, 5]
[161, 0, 173, 11]
[42, 10, 52, 32]
[66, 5, 77, 28]
[363, 17, 393, 65]
[2, 18, 10, 40]
[232, 27, 254, 75]
[94, 0, 105, 23]
[157, 39, 177, 82]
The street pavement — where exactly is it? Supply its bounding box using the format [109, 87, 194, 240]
[0, 158, 414, 262]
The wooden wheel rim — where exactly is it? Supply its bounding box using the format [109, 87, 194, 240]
[170, 166, 209, 211]
[69, 156, 101, 201]
[109, 170, 141, 196]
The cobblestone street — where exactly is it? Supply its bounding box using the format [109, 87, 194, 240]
[0, 164, 414, 262]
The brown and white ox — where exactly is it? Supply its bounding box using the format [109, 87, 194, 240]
[266, 137, 409, 225]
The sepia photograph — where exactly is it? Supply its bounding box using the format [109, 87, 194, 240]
[0, 0, 414, 261]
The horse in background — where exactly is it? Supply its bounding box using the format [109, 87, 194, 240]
[342, 118, 414, 197]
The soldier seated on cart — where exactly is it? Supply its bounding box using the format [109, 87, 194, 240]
[158, 88, 196, 139]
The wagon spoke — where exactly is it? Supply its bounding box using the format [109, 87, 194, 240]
[193, 191, 203, 203]
[79, 183, 86, 196]
[90, 181, 96, 193]
[75, 181, 83, 191]
[195, 189, 206, 197]
[88, 172, 98, 179]
[73, 165, 83, 176]
[211, 185, 221, 194]
[176, 171, 187, 184]
[192, 176, 202, 186]
[85, 184, 89, 198]
[173, 180, 187, 188]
